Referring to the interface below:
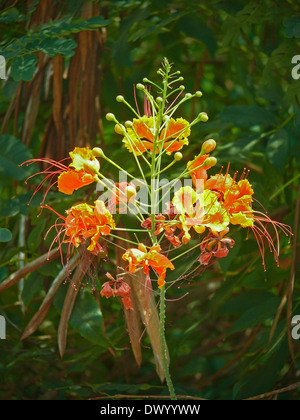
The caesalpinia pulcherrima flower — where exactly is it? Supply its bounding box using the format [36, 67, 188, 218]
[100, 273, 133, 310]
[122, 243, 175, 289]
[21, 146, 102, 204]
[121, 116, 191, 155]
[21, 59, 293, 400]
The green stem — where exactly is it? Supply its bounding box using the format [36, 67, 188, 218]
[159, 284, 177, 400]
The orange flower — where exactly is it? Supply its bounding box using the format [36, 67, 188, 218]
[21, 147, 101, 203]
[187, 154, 217, 190]
[64, 200, 115, 252]
[57, 147, 101, 195]
[122, 243, 174, 289]
[57, 169, 95, 195]
[122, 116, 190, 155]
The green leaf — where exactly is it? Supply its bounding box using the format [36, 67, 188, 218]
[21, 271, 44, 306]
[69, 290, 108, 347]
[266, 129, 289, 169]
[284, 17, 300, 38]
[10, 54, 37, 81]
[228, 296, 281, 334]
[0, 135, 32, 181]
[27, 219, 46, 252]
[219, 290, 274, 315]
[218, 231, 242, 274]
[39, 38, 77, 58]
[178, 14, 218, 56]
[217, 106, 277, 127]
[0, 228, 12, 242]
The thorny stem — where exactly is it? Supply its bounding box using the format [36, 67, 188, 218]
[159, 284, 177, 400]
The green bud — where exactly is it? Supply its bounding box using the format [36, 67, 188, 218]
[174, 152, 183, 161]
[195, 91, 202, 97]
[199, 112, 209, 122]
[185, 93, 192, 99]
[125, 120, 134, 128]
[92, 147, 104, 158]
[136, 83, 144, 90]
[156, 96, 163, 103]
[106, 113, 116, 121]
[203, 156, 217, 167]
[179, 85, 185, 90]
[116, 95, 124, 102]
[202, 139, 216, 153]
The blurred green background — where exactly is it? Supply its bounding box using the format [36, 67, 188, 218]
[0, 0, 299, 400]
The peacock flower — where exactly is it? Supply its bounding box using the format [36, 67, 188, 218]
[122, 243, 175, 289]
[100, 273, 133, 310]
[187, 154, 217, 190]
[64, 200, 115, 252]
[141, 214, 182, 247]
[57, 147, 101, 195]
[205, 170, 293, 269]
[21, 147, 101, 205]
[122, 115, 190, 155]
[172, 187, 230, 243]
[199, 228, 235, 265]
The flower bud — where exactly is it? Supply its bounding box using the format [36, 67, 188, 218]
[199, 112, 209, 122]
[125, 120, 133, 128]
[114, 124, 125, 135]
[116, 95, 124, 102]
[202, 139, 216, 154]
[203, 156, 217, 167]
[156, 96, 163, 103]
[92, 147, 104, 158]
[125, 185, 136, 200]
[174, 152, 183, 161]
[106, 113, 116, 121]
[195, 91, 202, 97]
[185, 93, 192, 99]
[179, 85, 185, 90]
[136, 83, 144, 90]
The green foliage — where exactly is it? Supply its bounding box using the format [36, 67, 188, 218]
[0, 0, 299, 401]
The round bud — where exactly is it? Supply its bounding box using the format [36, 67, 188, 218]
[179, 85, 185, 90]
[116, 95, 124, 102]
[202, 139, 216, 154]
[125, 120, 134, 128]
[204, 157, 217, 167]
[143, 78, 149, 83]
[156, 96, 163, 103]
[106, 113, 116, 121]
[195, 91, 202, 97]
[92, 147, 104, 158]
[125, 185, 136, 200]
[136, 83, 144, 90]
[185, 93, 192, 99]
[174, 152, 183, 161]
[199, 112, 209, 122]
[114, 124, 125, 135]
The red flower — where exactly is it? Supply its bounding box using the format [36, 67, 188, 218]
[199, 228, 235, 265]
[100, 273, 133, 309]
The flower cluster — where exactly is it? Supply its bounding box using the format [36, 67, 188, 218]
[23, 59, 292, 313]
